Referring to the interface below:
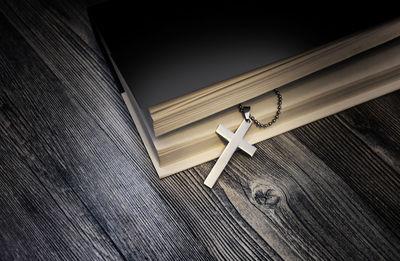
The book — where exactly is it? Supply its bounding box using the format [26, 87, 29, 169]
[88, 2, 400, 177]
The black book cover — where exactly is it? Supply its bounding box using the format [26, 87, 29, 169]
[88, 1, 397, 109]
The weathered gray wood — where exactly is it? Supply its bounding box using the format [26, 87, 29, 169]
[0, 0, 400, 260]
[0, 10, 212, 261]
[0, 117, 124, 261]
[337, 92, 400, 173]
[195, 132, 400, 260]
[291, 97, 400, 235]
[0, 11, 124, 261]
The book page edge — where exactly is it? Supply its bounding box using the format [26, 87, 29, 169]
[122, 91, 223, 178]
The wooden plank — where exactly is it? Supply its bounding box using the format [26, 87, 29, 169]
[1, 0, 145, 179]
[158, 169, 282, 260]
[0, 14, 123, 261]
[0, 111, 124, 261]
[193, 132, 400, 260]
[291, 93, 400, 235]
[33, 0, 101, 51]
[337, 91, 400, 173]
[0, 10, 212, 260]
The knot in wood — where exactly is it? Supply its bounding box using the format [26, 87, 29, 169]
[252, 184, 281, 208]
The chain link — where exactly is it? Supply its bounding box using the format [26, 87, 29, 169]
[238, 89, 282, 128]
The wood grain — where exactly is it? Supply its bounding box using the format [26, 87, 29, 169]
[0, 0, 399, 260]
[0, 9, 211, 261]
[291, 98, 400, 235]
[211, 132, 400, 260]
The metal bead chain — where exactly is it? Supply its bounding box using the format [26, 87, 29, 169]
[238, 89, 282, 128]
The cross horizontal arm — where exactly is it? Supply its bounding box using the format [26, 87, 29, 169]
[216, 124, 256, 156]
[239, 140, 256, 157]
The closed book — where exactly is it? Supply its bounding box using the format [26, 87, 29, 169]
[88, 1, 400, 177]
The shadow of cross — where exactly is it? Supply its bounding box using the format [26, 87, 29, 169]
[204, 119, 256, 188]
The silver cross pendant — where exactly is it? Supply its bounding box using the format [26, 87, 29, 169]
[204, 107, 256, 188]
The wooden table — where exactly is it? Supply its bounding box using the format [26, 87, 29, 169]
[1, 1, 399, 260]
